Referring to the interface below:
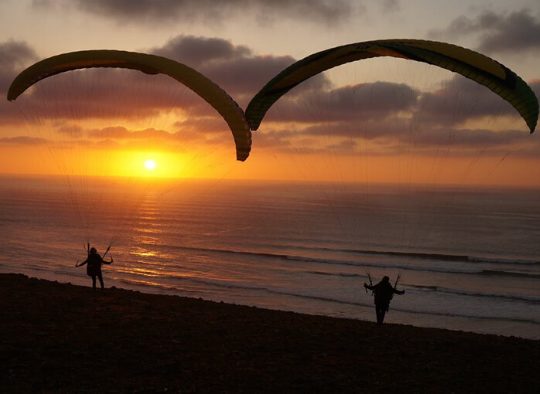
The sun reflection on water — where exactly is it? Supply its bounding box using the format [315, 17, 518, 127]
[132, 248, 158, 258]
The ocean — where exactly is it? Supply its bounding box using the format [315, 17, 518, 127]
[1, 175, 539, 339]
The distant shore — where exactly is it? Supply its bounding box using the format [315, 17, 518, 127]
[1, 273, 539, 393]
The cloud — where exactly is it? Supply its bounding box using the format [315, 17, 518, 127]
[53, 123, 230, 151]
[0, 136, 47, 145]
[150, 35, 329, 102]
[81, 124, 175, 139]
[413, 76, 530, 126]
[152, 36, 251, 65]
[378, 0, 400, 12]
[0, 40, 39, 123]
[56, 124, 84, 137]
[174, 117, 236, 135]
[477, 10, 540, 53]
[1, 35, 327, 125]
[253, 76, 539, 156]
[267, 81, 419, 124]
[0, 41, 37, 94]
[429, 9, 540, 54]
[36, 0, 357, 26]
[257, 118, 540, 157]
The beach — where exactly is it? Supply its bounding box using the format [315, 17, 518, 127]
[1, 273, 539, 393]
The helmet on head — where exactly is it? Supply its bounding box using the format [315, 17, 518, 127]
[382, 276, 390, 282]
[90, 247, 97, 254]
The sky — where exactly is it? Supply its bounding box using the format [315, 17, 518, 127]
[0, 0, 539, 187]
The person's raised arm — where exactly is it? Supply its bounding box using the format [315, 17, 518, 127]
[76, 259, 88, 267]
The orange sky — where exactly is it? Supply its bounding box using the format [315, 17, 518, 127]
[0, 1, 539, 188]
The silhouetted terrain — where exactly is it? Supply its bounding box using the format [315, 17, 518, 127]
[1, 273, 539, 393]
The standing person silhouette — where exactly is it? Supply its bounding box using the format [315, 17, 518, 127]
[364, 275, 404, 324]
[76, 246, 113, 290]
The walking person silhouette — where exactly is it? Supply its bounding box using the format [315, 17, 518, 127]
[76, 245, 113, 290]
[364, 275, 405, 324]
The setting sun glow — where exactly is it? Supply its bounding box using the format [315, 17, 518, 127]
[144, 159, 157, 171]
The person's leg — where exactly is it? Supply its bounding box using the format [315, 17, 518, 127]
[97, 271, 104, 289]
[376, 305, 385, 324]
[91, 275, 97, 290]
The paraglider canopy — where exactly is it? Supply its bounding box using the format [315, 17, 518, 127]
[7, 49, 252, 161]
[246, 39, 538, 133]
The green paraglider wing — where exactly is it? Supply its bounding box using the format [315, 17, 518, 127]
[246, 39, 538, 133]
[7, 50, 252, 161]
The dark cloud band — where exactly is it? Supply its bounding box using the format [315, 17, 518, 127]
[429, 9, 540, 54]
[37, 0, 357, 25]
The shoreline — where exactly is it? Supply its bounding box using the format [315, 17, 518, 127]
[6, 267, 538, 341]
[2, 273, 539, 393]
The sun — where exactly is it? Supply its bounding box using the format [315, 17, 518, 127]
[144, 159, 157, 171]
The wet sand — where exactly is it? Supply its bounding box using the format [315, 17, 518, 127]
[1, 273, 539, 393]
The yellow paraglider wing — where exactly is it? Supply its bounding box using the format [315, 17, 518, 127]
[7, 50, 252, 161]
[246, 39, 538, 133]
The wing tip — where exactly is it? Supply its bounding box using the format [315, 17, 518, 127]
[6, 83, 22, 101]
[527, 115, 538, 134]
[236, 151, 250, 161]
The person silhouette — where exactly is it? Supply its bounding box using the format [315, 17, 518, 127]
[364, 275, 404, 324]
[76, 246, 113, 290]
